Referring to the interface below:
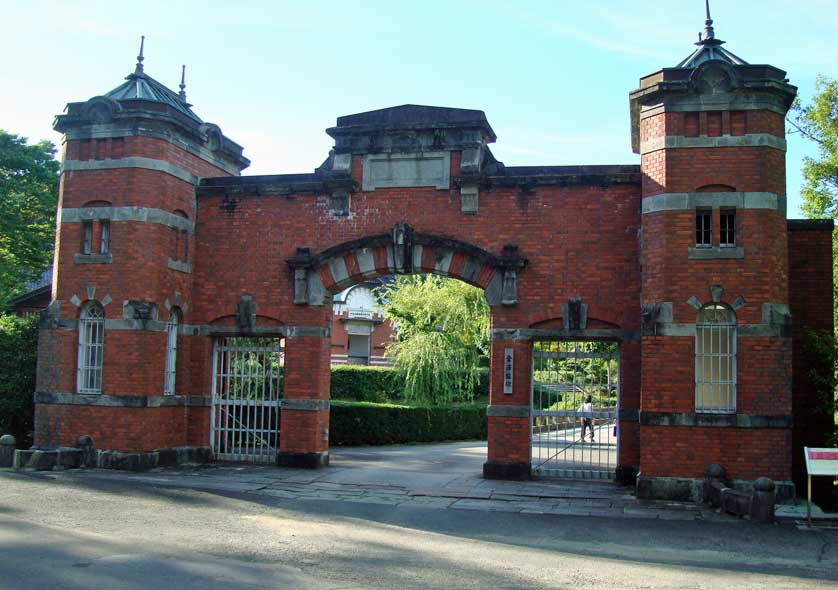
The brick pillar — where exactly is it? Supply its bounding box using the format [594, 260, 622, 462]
[483, 338, 532, 480]
[277, 329, 331, 468]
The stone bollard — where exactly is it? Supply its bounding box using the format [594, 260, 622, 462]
[76, 435, 96, 468]
[704, 463, 726, 506]
[0, 435, 16, 468]
[750, 477, 776, 524]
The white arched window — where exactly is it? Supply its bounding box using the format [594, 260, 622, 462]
[163, 308, 180, 395]
[77, 301, 105, 394]
[695, 304, 737, 413]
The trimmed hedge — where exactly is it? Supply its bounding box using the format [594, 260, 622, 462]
[330, 365, 400, 403]
[0, 314, 38, 448]
[328, 400, 487, 446]
[329, 365, 488, 403]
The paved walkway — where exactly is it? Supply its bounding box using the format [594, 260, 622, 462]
[33, 441, 743, 522]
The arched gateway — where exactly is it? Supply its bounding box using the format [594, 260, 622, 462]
[35, 18, 834, 500]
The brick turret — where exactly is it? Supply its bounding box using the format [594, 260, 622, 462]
[631, 15, 799, 500]
[35, 43, 249, 450]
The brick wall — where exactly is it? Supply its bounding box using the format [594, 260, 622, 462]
[788, 223, 835, 494]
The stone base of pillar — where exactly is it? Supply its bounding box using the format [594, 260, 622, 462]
[615, 465, 639, 486]
[277, 450, 330, 469]
[483, 460, 530, 480]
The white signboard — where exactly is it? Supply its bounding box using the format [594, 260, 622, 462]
[804, 447, 838, 522]
[503, 348, 514, 395]
[805, 447, 838, 477]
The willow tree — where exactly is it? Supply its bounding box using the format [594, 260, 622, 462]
[377, 275, 489, 404]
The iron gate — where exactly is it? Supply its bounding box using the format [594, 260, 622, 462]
[211, 337, 283, 463]
[531, 341, 619, 479]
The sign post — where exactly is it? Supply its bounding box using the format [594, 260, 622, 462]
[803, 447, 838, 525]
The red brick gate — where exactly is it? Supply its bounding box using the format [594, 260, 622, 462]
[33, 23, 833, 499]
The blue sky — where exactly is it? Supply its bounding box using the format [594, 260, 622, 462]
[3, 0, 837, 217]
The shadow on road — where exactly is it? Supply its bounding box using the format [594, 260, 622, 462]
[2, 468, 836, 587]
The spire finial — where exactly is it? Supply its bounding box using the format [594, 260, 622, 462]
[179, 65, 187, 101]
[134, 35, 145, 75]
[703, 0, 715, 40]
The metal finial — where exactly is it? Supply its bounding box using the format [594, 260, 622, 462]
[179, 65, 187, 101]
[703, 0, 715, 40]
[134, 35, 145, 75]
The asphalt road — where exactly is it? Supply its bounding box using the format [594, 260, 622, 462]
[1, 446, 837, 589]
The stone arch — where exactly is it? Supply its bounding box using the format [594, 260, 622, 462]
[287, 222, 527, 307]
[695, 184, 736, 193]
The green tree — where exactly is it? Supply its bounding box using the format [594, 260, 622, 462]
[0, 313, 38, 447]
[789, 76, 838, 437]
[789, 76, 838, 219]
[377, 275, 489, 404]
[0, 131, 59, 303]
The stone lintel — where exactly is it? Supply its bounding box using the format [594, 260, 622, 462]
[640, 133, 786, 154]
[73, 252, 113, 265]
[688, 246, 745, 260]
[61, 121, 247, 176]
[490, 328, 639, 342]
[43, 320, 329, 338]
[280, 399, 330, 411]
[651, 321, 790, 338]
[642, 192, 785, 215]
[486, 405, 529, 418]
[61, 206, 195, 234]
[639, 412, 791, 428]
[63, 157, 199, 185]
[34, 392, 212, 408]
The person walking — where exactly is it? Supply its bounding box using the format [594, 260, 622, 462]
[578, 394, 595, 442]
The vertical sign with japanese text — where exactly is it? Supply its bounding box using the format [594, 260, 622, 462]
[503, 348, 514, 394]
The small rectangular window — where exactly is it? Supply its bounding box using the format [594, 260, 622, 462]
[720, 209, 736, 247]
[82, 221, 93, 254]
[99, 220, 110, 254]
[695, 209, 712, 247]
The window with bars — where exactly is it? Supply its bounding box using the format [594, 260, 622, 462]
[99, 220, 110, 254]
[163, 308, 180, 395]
[77, 302, 105, 394]
[82, 221, 93, 254]
[695, 209, 712, 247]
[695, 304, 737, 413]
[720, 209, 736, 247]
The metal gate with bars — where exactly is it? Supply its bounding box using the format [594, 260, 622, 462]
[531, 341, 619, 479]
[211, 337, 283, 463]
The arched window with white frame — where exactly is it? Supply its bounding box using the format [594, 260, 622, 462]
[695, 303, 737, 413]
[163, 308, 180, 396]
[77, 301, 105, 394]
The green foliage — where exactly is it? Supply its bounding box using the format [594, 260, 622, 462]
[376, 275, 489, 404]
[802, 329, 838, 446]
[329, 365, 489, 403]
[790, 76, 838, 220]
[0, 314, 38, 447]
[791, 77, 838, 441]
[0, 131, 59, 303]
[328, 400, 487, 446]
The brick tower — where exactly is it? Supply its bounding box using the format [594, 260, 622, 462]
[631, 9, 798, 499]
[35, 40, 249, 450]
